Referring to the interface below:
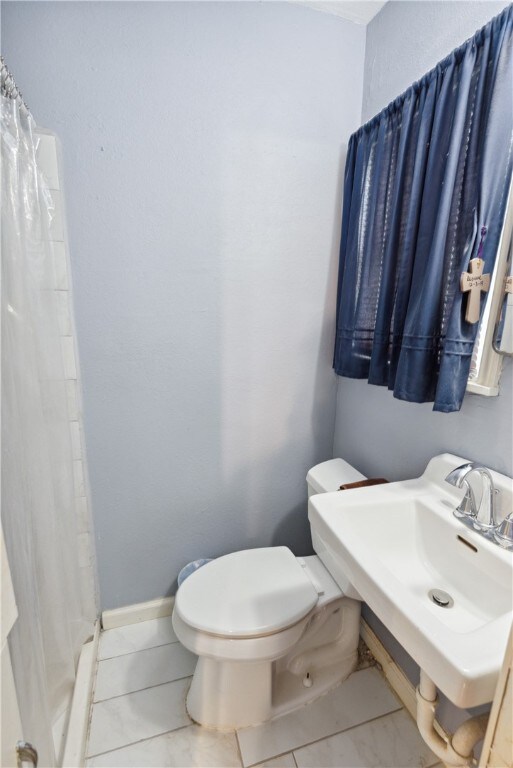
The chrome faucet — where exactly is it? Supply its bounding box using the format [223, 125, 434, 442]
[444, 462, 478, 520]
[445, 462, 499, 532]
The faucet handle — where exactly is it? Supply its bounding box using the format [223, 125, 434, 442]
[493, 512, 513, 549]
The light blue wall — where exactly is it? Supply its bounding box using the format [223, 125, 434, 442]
[336, 0, 512, 733]
[1, 1, 366, 609]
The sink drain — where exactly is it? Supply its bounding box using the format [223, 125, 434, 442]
[428, 589, 454, 608]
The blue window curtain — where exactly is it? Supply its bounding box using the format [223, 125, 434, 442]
[333, 6, 513, 412]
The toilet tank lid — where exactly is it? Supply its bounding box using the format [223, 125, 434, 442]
[306, 458, 366, 494]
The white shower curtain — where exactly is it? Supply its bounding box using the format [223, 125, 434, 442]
[1, 94, 97, 766]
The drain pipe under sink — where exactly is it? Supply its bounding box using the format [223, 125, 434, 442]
[416, 670, 489, 766]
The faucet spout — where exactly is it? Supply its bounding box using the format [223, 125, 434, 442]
[444, 462, 499, 531]
[445, 463, 478, 520]
[445, 462, 475, 488]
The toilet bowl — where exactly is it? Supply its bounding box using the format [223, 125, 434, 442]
[172, 459, 365, 730]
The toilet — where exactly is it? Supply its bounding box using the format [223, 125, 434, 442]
[172, 459, 365, 730]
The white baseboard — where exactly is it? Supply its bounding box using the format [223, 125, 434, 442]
[360, 619, 418, 720]
[101, 596, 175, 630]
[62, 620, 100, 768]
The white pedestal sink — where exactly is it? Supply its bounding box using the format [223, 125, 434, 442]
[308, 453, 513, 709]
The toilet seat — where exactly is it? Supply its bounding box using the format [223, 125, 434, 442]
[174, 546, 319, 638]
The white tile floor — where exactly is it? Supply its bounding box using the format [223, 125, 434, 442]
[85, 617, 443, 768]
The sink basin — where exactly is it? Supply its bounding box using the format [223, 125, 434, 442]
[308, 453, 513, 708]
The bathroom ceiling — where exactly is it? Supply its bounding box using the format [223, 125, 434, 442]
[296, 1, 387, 24]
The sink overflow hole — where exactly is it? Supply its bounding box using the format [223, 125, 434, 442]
[457, 535, 478, 553]
[428, 589, 454, 608]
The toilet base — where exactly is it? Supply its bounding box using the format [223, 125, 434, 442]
[271, 645, 358, 720]
[187, 658, 272, 730]
[185, 597, 360, 730]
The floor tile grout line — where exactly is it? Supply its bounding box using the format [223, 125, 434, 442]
[84, 659, 100, 760]
[242, 705, 404, 767]
[87, 659, 429, 768]
[92, 673, 193, 705]
[297, 704, 404, 750]
[86, 704, 431, 768]
[85, 722, 193, 760]
[250, 747, 299, 768]
[97, 638, 180, 661]
[100, 617, 174, 636]
[234, 729, 245, 768]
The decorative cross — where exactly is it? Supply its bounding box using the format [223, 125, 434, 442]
[460, 226, 490, 324]
[460, 258, 490, 323]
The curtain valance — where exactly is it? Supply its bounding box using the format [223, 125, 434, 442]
[333, 5, 513, 412]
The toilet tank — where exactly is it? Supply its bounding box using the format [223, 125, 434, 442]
[306, 458, 366, 497]
[307, 459, 366, 601]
